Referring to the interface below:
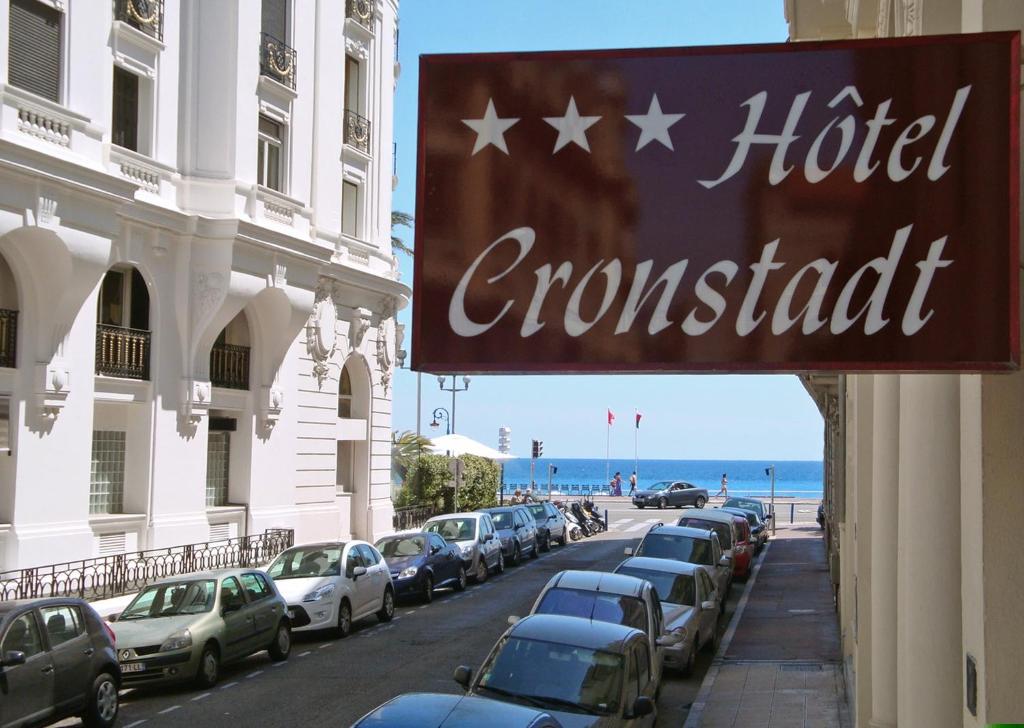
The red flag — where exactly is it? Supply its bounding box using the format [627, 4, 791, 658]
[607, 409, 615, 426]
[636, 411, 642, 429]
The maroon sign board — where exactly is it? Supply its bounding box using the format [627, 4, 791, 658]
[413, 33, 1019, 373]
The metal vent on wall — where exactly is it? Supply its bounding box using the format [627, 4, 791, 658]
[209, 523, 230, 542]
[97, 532, 127, 556]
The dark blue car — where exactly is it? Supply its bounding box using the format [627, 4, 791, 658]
[351, 692, 562, 727]
[375, 533, 467, 603]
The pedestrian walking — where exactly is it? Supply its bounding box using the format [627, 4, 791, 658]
[716, 473, 729, 497]
[612, 471, 623, 496]
[628, 471, 638, 496]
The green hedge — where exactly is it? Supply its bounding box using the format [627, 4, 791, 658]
[395, 454, 499, 512]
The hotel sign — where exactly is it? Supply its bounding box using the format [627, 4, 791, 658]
[412, 33, 1019, 372]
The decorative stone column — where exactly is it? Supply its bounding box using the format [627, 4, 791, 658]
[896, 374, 962, 727]
[870, 375, 898, 728]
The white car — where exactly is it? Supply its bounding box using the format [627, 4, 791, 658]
[266, 541, 394, 637]
[423, 513, 504, 583]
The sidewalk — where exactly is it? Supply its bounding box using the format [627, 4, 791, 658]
[684, 523, 851, 728]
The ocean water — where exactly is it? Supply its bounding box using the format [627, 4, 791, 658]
[501, 458, 823, 498]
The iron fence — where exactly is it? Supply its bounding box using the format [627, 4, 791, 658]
[344, 109, 371, 154]
[259, 32, 296, 90]
[0, 528, 294, 602]
[392, 505, 437, 532]
[345, 0, 374, 30]
[0, 309, 16, 368]
[96, 324, 150, 380]
[115, 0, 164, 41]
[210, 343, 250, 390]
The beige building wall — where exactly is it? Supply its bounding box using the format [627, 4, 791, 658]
[787, 1, 1024, 725]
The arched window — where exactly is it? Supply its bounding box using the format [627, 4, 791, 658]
[96, 266, 150, 380]
[211, 311, 251, 390]
[338, 365, 353, 418]
[0, 253, 18, 369]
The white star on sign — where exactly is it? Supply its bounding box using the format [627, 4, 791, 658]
[544, 97, 601, 153]
[462, 99, 519, 155]
[625, 94, 685, 151]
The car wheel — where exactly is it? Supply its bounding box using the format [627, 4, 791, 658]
[455, 565, 467, 591]
[695, 495, 707, 508]
[637, 504, 645, 509]
[658, 497, 668, 510]
[474, 556, 489, 583]
[495, 550, 506, 574]
[709, 624, 722, 653]
[540, 535, 551, 553]
[511, 543, 521, 567]
[681, 642, 697, 678]
[268, 620, 291, 661]
[81, 671, 119, 728]
[335, 599, 353, 638]
[195, 644, 220, 688]
[530, 540, 540, 559]
[377, 587, 395, 622]
[422, 573, 434, 603]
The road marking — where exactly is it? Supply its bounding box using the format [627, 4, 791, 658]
[246, 670, 263, 678]
[612, 518, 635, 526]
[158, 706, 181, 715]
[191, 693, 211, 702]
[124, 720, 147, 727]
[298, 650, 311, 657]
[271, 661, 287, 667]
[319, 642, 334, 649]
[625, 520, 659, 532]
[220, 682, 238, 690]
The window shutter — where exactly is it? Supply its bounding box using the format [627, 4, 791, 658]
[261, 0, 287, 40]
[8, 0, 62, 103]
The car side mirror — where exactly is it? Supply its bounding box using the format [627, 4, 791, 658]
[430, 545, 441, 555]
[623, 547, 634, 556]
[631, 696, 655, 718]
[719, 555, 732, 566]
[483, 533, 494, 542]
[453, 665, 473, 689]
[548, 514, 557, 520]
[351, 565, 367, 580]
[701, 600, 717, 611]
[507, 615, 520, 626]
[105, 613, 119, 623]
[1, 650, 26, 667]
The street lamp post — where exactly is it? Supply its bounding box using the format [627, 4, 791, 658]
[438, 375, 471, 434]
[429, 407, 450, 435]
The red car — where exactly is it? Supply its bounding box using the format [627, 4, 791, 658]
[726, 514, 755, 579]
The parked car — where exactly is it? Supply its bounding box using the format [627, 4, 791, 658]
[524, 501, 567, 547]
[625, 524, 731, 609]
[351, 692, 563, 728]
[0, 597, 120, 728]
[722, 497, 774, 532]
[423, 512, 504, 583]
[455, 614, 658, 727]
[267, 541, 394, 637]
[480, 506, 539, 566]
[518, 570, 663, 686]
[613, 557, 721, 676]
[632, 481, 708, 510]
[375, 532, 467, 603]
[110, 568, 291, 688]
[720, 506, 768, 553]
[677, 509, 751, 580]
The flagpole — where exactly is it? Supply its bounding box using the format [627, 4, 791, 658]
[605, 419, 610, 486]
[634, 409, 638, 478]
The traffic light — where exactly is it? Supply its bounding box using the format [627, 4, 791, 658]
[531, 439, 543, 459]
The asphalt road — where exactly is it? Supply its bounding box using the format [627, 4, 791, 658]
[64, 506, 757, 728]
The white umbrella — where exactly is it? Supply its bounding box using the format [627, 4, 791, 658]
[427, 433, 516, 461]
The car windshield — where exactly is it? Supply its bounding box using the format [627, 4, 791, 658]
[267, 546, 343, 580]
[425, 518, 476, 542]
[679, 518, 732, 549]
[488, 511, 514, 529]
[723, 498, 765, 518]
[648, 481, 671, 491]
[726, 509, 759, 526]
[375, 536, 425, 558]
[526, 504, 547, 520]
[120, 580, 217, 619]
[477, 636, 623, 716]
[615, 567, 696, 606]
[536, 587, 648, 632]
[636, 534, 714, 566]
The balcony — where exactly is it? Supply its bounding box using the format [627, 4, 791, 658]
[0, 309, 16, 368]
[114, 0, 164, 41]
[259, 33, 296, 90]
[344, 110, 371, 155]
[210, 344, 250, 390]
[96, 324, 150, 380]
[345, 0, 374, 31]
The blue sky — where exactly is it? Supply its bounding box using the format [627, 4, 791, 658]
[389, 1, 824, 461]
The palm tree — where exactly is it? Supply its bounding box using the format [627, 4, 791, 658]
[391, 429, 432, 479]
[391, 211, 414, 256]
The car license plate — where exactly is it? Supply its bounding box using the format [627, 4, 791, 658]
[121, 662, 146, 673]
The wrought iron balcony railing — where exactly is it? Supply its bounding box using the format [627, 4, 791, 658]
[96, 324, 150, 380]
[260, 32, 296, 90]
[0, 528, 294, 601]
[0, 309, 16, 368]
[114, 0, 164, 41]
[210, 343, 250, 390]
[344, 109, 371, 154]
[345, 0, 374, 30]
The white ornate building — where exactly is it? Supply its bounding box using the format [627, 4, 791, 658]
[787, 1, 1024, 726]
[0, 0, 407, 571]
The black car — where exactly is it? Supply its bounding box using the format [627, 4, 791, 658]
[632, 480, 709, 509]
[376, 533, 467, 603]
[720, 506, 768, 553]
[0, 597, 120, 728]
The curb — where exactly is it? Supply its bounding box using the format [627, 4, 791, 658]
[682, 540, 772, 728]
